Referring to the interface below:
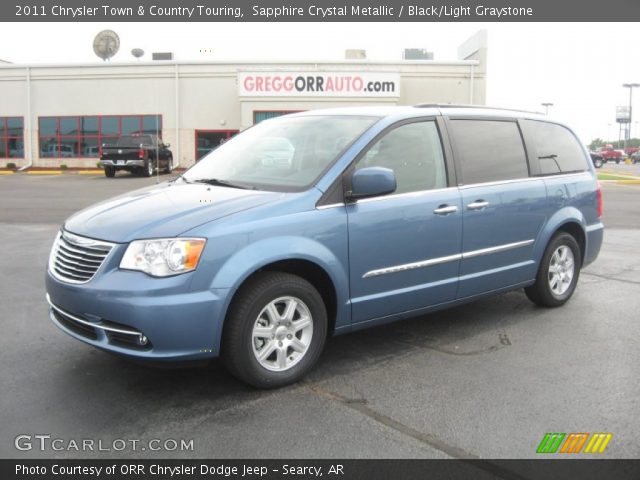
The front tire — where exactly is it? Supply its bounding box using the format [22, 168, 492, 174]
[164, 156, 173, 174]
[593, 158, 603, 168]
[222, 272, 327, 389]
[525, 232, 581, 307]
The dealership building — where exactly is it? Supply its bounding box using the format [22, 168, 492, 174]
[0, 31, 486, 169]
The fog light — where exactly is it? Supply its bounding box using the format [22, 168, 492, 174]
[138, 335, 148, 346]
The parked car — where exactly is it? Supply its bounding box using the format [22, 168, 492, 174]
[41, 144, 75, 158]
[83, 146, 100, 157]
[46, 106, 603, 388]
[631, 151, 640, 164]
[100, 134, 173, 178]
[599, 147, 625, 164]
[589, 152, 604, 168]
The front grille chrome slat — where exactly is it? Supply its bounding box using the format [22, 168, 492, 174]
[56, 249, 103, 265]
[55, 257, 97, 274]
[54, 265, 91, 281]
[49, 231, 115, 284]
[58, 243, 109, 259]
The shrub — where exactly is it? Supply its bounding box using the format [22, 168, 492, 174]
[6, 162, 16, 169]
[60, 164, 68, 170]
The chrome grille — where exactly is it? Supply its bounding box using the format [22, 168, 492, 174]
[49, 231, 114, 284]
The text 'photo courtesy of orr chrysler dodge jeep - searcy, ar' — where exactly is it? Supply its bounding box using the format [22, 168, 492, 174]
[46, 106, 604, 388]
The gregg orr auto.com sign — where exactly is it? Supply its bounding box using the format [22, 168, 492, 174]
[239, 72, 400, 97]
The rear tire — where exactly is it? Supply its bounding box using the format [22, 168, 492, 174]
[222, 272, 327, 389]
[143, 159, 153, 177]
[525, 232, 581, 308]
[104, 167, 116, 178]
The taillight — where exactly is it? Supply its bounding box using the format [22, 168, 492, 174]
[596, 181, 603, 218]
[138, 149, 145, 159]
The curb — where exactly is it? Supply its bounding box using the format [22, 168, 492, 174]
[599, 179, 640, 185]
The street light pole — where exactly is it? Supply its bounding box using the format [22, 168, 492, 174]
[541, 102, 554, 115]
[622, 83, 640, 150]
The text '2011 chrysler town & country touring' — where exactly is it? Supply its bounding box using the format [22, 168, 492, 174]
[46, 106, 604, 388]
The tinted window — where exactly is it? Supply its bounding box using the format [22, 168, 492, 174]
[524, 120, 588, 174]
[117, 135, 153, 147]
[80, 116, 98, 136]
[142, 115, 162, 134]
[39, 118, 57, 136]
[7, 117, 23, 134]
[450, 120, 528, 184]
[1, 117, 24, 159]
[100, 117, 119, 135]
[121, 116, 141, 134]
[357, 121, 447, 194]
[59, 117, 78, 136]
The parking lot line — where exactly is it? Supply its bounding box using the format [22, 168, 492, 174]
[26, 170, 62, 175]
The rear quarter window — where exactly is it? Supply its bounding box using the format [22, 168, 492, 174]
[523, 120, 588, 175]
[449, 119, 529, 185]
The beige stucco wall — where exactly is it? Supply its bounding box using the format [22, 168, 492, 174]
[0, 57, 486, 168]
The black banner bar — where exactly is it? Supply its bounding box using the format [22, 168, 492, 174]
[4, 0, 640, 22]
[4, 460, 640, 480]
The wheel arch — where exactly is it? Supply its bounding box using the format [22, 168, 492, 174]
[234, 259, 338, 334]
[537, 207, 587, 267]
[210, 237, 349, 354]
[555, 222, 586, 266]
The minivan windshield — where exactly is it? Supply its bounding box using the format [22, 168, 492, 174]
[182, 115, 378, 191]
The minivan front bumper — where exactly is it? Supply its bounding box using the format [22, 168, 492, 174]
[45, 270, 228, 361]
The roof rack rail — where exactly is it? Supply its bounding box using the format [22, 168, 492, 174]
[414, 103, 543, 115]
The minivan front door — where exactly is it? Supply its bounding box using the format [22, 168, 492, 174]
[346, 120, 463, 324]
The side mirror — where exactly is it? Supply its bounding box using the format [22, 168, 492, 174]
[348, 167, 397, 200]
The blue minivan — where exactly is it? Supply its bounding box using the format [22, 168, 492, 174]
[46, 106, 604, 388]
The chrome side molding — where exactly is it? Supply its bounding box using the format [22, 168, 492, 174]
[362, 239, 534, 278]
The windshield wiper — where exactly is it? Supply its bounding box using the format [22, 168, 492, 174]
[192, 178, 252, 189]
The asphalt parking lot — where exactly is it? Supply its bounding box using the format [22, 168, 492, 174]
[1, 167, 639, 460]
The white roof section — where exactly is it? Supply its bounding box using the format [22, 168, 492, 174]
[0, 58, 479, 70]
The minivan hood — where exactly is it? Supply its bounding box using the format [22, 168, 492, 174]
[64, 181, 282, 242]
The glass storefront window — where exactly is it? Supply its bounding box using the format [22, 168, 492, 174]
[37, 115, 162, 158]
[1, 117, 24, 159]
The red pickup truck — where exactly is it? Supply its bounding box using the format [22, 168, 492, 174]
[599, 147, 625, 164]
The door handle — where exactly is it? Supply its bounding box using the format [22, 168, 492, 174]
[433, 205, 458, 215]
[467, 200, 489, 210]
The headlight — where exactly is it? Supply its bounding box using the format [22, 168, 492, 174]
[120, 238, 206, 277]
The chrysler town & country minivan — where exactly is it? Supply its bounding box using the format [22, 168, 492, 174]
[46, 106, 604, 388]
